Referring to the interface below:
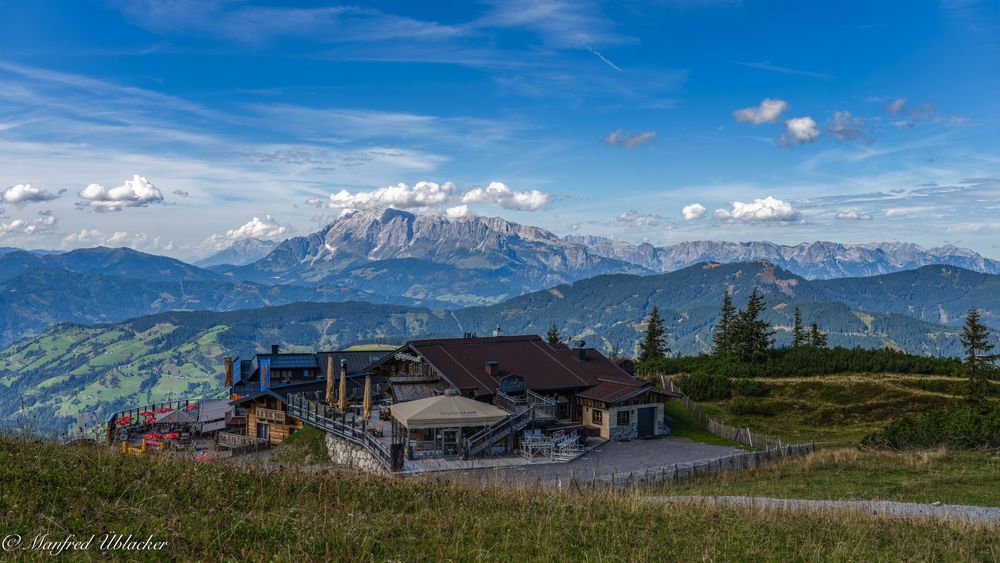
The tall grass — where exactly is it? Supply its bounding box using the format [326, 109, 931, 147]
[0, 437, 995, 561]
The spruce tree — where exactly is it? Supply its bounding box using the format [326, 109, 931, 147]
[546, 323, 561, 346]
[712, 291, 737, 356]
[960, 308, 995, 402]
[792, 307, 805, 348]
[732, 288, 774, 363]
[809, 323, 828, 348]
[638, 307, 670, 363]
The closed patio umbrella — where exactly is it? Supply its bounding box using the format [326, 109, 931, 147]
[337, 359, 347, 411]
[325, 354, 335, 406]
[362, 374, 372, 419]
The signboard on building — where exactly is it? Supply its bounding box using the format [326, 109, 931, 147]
[499, 374, 525, 395]
[260, 359, 270, 392]
[394, 352, 422, 363]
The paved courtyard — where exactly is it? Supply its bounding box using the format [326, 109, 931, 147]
[434, 436, 745, 485]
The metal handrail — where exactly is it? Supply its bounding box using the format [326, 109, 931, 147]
[465, 407, 534, 458]
[285, 393, 395, 470]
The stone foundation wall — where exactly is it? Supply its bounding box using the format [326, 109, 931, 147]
[609, 423, 637, 441]
[324, 433, 389, 476]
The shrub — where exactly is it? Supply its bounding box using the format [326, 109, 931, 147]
[862, 405, 1000, 450]
[676, 373, 731, 401]
[732, 378, 770, 397]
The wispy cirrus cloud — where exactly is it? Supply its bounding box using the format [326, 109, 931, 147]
[604, 129, 656, 149]
[730, 60, 831, 80]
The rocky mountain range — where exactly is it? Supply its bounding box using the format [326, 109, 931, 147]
[565, 236, 1000, 279]
[194, 238, 278, 268]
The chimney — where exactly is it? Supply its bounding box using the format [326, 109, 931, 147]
[271, 344, 279, 355]
[484, 361, 499, 377]
[574, 340, 587, 361]
[224, 356, 233, 387]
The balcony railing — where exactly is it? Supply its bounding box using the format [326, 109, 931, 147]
[256, 407, 286, 423]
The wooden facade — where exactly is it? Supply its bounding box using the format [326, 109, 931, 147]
[244, 396, 304, 446]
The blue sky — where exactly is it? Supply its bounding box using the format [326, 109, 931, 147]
[0, 0, 998, 259]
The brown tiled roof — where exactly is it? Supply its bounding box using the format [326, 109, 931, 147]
[403, 335, 640, 398]
[575, 378, 677, 403]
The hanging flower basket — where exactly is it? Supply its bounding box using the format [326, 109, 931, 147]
[154, 408, 172, 414]
[183, 405, 199, 411]
[139, 411, 154, 417]
[144, 416, 156, 423]
[115, 416, 133, 425]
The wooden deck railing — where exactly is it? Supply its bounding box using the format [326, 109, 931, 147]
[255, 407, 286, 423]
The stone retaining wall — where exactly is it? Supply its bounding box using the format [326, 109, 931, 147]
[325, 432, 389, 476]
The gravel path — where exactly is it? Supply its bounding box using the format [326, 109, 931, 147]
[648, 496, 1000, 525]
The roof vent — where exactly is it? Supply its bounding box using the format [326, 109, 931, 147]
[271, 344, 279, 355]
[573, 340, 587, 361]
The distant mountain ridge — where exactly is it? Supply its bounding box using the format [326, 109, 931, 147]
[194, 238, 278, 268]
[565, 236, 1000, 279]
[225, 208, 648, 303]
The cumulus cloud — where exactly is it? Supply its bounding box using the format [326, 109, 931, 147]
[779, 117, 820, 145]
[304, 197, 325, 207]
[616, 209, 663, 228]
[2, 183, 60, 205]
[446, 204, 472, 218]
[459, 182, 550, 211]
[604, 129, 657, 149]
[714, 196, 801, 223]
[328, 181, 456, 210]
[0, 211, 57, 237]
[828, 111, 867, 142]
[887, 97, 907, 115]
[227, 215, 291, 241]
[732, 98, 788, 124]
[835, 209, 873, 221]
[61, 228, 175, 252]
[77, 174, 165, 212]
[681, 203, 706, 221]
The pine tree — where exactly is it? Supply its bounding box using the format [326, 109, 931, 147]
[638, 307, 670, 363]
[712, 291, 737, 356]
[961, 308, 995, 402]
[732, 288, 774, 363]
[809, 323, 828, 348]
[546, 323, 561, 346]
[792, 307, 805, 348]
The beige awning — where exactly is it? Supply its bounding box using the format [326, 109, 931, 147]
[389, 394, 509, 429]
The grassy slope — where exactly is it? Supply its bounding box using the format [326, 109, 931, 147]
[662, 400, 749, 448]
[658, 448, 1000, 507]
[0, 438, 995, 561]
[694, 373, 995, 446]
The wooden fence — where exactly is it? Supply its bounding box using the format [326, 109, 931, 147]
[575, 442, 815, 490]
[659, 376, 801, 451]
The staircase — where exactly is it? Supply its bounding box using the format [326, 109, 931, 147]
[464, 406, 535, 458]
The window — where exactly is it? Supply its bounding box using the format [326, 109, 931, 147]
[617, 410, 630, 426]
[557, 401, 571, 420]
[591, 409, 603, 425]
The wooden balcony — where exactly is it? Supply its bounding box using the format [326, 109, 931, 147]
[256, 407, 286, 423]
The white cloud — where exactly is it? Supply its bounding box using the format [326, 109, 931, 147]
[888, 97, 907, 115]
[714, 196, 801, 222]
[828, 111, 866, 142]
[328, 181, 456, 210]
[780, 117, 820, 145]
[0, 211, 57, 237]
[604, 129, 657, 149]
[446, 204, 473, 218]
[732, 98, 788, 124]
[77, 174, 165, 212]
[304, 197, 325, 207]
[616, 209, 662, 227]
[172, 189, 190, 198]
[227, 215, 291, 240]
[1, 183, 59, 205]
[62, 228, 175, 252]
[460, 181, 550, 211]
[835, 209, 873, 220]
[681, 203, 706, 221]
